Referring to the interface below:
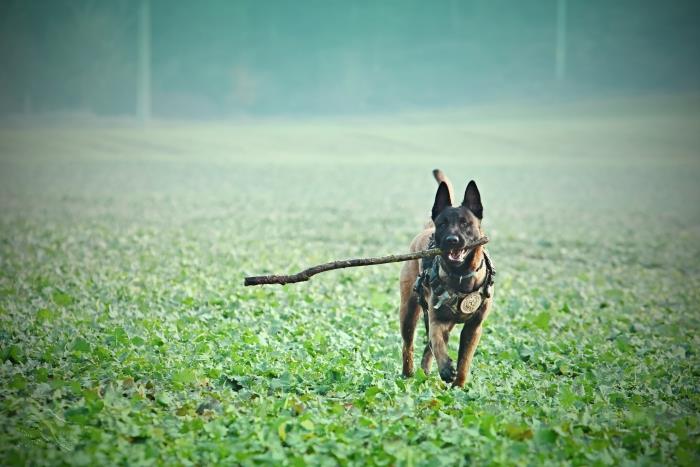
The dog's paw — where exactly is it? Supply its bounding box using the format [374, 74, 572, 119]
[451, 378, 466, 388]
[439, 360, 456, 383]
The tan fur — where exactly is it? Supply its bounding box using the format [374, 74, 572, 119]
[399, 228, 433, 377]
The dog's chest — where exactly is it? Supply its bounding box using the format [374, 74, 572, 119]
[442, 274, 480, 294]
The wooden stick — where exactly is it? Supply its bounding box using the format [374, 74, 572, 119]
[244, 236, 489, 286]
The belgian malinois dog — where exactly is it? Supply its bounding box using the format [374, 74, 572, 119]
[399, 170, 494, 387]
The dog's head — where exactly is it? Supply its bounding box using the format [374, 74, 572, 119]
[431, 180, 484, 267]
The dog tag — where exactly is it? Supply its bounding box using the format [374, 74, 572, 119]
[459, 292, 482, 315]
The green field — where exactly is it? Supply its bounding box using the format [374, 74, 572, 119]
[1, 97, 699, 465]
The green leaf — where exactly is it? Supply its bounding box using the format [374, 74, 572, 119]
[64, 406, 90, 425]
[156, 392, 172, 406]
[559, 385, 578, 408]
[535, 428, 558, 445]
[504, 423, 533, 440]
[108, 327, 130, 346]
[364, 386, 382, 402]
[4, 345, 26, 364]
[172, 369, 197, 385]
[35, 367, 49, 382]
[300, 419, 315, 431]
[555, 360, 572, 375]
[52, 292, 74, 306]
[10, 374, 27, 390]
[616, 336, 633, 353]
[72, 338, 91, 353]
[36, 308, 55, 322]
[533, 311, 551, 330]
[130, 335, 145, 346]
[278, 421, 287, 442]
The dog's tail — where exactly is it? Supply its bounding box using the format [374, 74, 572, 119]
[432, 168, 455, 205]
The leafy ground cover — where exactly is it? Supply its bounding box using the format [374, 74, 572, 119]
[1, 97, 699, 465]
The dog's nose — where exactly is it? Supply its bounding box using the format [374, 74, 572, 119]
[445, 235, 459, 246]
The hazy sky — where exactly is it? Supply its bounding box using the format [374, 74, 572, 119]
[1, 0, 698, 117]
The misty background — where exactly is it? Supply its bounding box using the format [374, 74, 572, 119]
[1, 0, 699, 120]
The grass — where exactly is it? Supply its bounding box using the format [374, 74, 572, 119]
[1, 96, 699, 465]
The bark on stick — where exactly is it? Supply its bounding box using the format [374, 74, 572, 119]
[244, 236, 489, 286]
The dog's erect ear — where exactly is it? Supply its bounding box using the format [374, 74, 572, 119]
[462, 180, 483, 219]
[432, 182, 453, 220]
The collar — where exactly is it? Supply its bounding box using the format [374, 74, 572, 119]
[436, 255, 484, 284]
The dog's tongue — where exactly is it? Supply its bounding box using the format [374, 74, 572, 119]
[448, 249, 463, 261]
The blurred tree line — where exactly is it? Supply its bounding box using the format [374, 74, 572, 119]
[0, 0, 698, 118]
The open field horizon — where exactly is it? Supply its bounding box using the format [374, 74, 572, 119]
[1, 96, 699, 464]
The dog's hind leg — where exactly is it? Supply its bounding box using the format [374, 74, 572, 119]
[420, 311, 433, 373]
[400, 286, 422, 378]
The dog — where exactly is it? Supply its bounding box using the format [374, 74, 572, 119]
[399, 170, 494, 387]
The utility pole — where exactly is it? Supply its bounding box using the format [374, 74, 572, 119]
[137, 0, 151, 123]
[555, 0, 567, 82]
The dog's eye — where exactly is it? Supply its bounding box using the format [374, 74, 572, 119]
[460, 220, 468, 226]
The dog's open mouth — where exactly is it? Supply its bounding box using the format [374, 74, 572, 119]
[446, 247, 468, 263]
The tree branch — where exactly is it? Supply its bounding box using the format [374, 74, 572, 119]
[244, 236, 489, 286]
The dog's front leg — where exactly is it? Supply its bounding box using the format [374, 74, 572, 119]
[453, 303, 491, 387]
[453, 323, 483, 387]
[428, 316, 456, 383]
